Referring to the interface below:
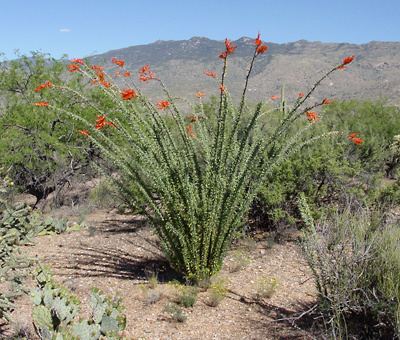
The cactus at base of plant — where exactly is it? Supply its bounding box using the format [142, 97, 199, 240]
[31, 266, 126, 339]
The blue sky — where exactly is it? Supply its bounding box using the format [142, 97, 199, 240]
[1, 0, 399, 59]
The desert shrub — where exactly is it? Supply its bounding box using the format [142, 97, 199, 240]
[228, 249, 251, 273]
[139, 272, 162, 304]
[88, 178, 124, 209]
[163, 302, 187, 322]
[205, 277, 229, 307]
[254, 276, 278, 300]
[0, 53, 100, 207]
[174, 285, 198, 308]
[253, 100, 400, 230]
[376, 179, 400, 206]
[299, 194, 400, 339]
[141, 287, 162, 305]
[41, 35, 355, 281]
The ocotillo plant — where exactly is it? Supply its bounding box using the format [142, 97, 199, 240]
[32, 34, 357, 281]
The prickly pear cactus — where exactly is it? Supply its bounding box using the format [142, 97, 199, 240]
[89, 288, 126, 338]
[0, 173, 36, 321]
[31, 266, 80, 338]
[32, 267, 126, 339]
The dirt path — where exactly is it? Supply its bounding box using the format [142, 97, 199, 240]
[8, 210, 318, 339]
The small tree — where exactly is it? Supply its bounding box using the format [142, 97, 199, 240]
[0, 53, 98, 206]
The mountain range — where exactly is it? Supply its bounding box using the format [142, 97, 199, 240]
[89, 37, 400, 105]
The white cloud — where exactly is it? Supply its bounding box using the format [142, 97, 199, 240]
[59, 28, 71, 33]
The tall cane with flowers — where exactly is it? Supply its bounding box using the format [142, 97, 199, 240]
[33, 34, 359, 281]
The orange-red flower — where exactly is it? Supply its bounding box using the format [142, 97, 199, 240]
[79, 129, 90, 136]
[139, 64, 150, 74]
[33, 101, 49, 107]
[195, 91, 205, 98]
[219, 84, 226, 93]
[111, 57, 125, 67]
[322, 98, 332, 105]
[255, 32, 262, 46]
[186, 124, 196, 139]
[95, 115, 116, 130]
[91, 65, 104, 72]
[71, 58, 84, 65]
[68, 64, 80, 72]
[219, 38, 236, 59]
[34, 80, 53, 92]
[101, 81, 111, 88]
[139, 64, 155, 82]
[351, 137, 364, 145]
[225, 38, 236, 54]
[348, 132, 364, 145]
[298, 92, 305, 98]
[204, 70, 217, 78]
[123, 71, 131, 77]
[271, 95, 279, 101]
[256, 44, 268, 55]
[348, 132, 359, 140]
[121, 88, 137, 100]
[156, 100, 170, 110]
[306, 111, 319, 122]
[342, 55, 355, 65]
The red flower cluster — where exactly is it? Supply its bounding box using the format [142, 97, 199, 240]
[156, 100, 170, 110]
[337, 55, 355, 70]
[33, 101, 49, 107]
[111, 57, 125, 67]
[255, 33, 268, 55]
[139, 64, 155, 82]
[90, 65, 110, 88]
[348, 132, 364, 145]
[68, 63, 80, 72]
[219, 38, 236, 59]
[71, 58, 84, 65]
[298, 92, 305, 98]
[195, 91, 205, 98]
[91, 65, 104, 72]
[34, 81, 53, 92]
[342, 55, 355, 65]
[121, 88, 137, 100]
[204, 70, 217, 78]
[271, 95, 279, 101]
[306, 111, 319, 122]
[95, 115, 116, 130]
[79, 129, 90, 136]
[322, 98, 332, 105]
[123, 71, 131, 77]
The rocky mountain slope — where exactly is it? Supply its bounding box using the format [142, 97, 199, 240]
[89, 37, 400, 105]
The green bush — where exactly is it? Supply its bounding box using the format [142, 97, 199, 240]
[0, 53, 100, 206]
[42, 36, 354, 282]
[299, 195, 400, 339]
[88, 179, 124, 209]
[174, 285, 198, 308]
[253, 100, 400, 230]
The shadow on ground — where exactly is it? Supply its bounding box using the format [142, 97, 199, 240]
[228, 289, 322, 339]
[49, 236, 181, 283]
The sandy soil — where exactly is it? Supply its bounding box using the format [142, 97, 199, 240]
[4, 209, 319, 339]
